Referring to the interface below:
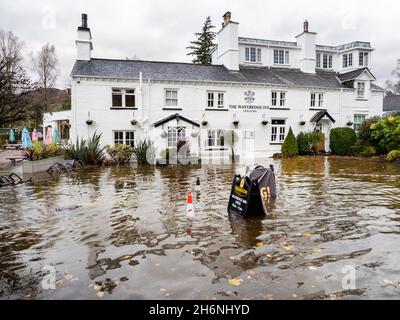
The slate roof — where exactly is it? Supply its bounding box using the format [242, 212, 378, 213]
[71, 58, 383, 90]
[337, 67, 376, 83]
[310, 110, 336, 123]
[383, 94, 400, 112]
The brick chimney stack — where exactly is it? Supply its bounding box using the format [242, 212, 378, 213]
[223, 11, 231, 26]
[304, 20, 309, 32]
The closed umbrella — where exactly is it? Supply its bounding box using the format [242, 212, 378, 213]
[31, 128, 38, 142]
[53, 127, 60, 143]
[9, 128, 15, 143]
[45, 126, 53, 144]
[21, 128, 33, 149]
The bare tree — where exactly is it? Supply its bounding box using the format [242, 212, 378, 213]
[0, 30, 34, 127]
[31, 43, 58, 112]
[385, 59, 400, 94]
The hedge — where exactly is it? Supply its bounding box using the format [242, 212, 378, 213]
[281, 127, 298, 158]
[329, 127, 357, 155]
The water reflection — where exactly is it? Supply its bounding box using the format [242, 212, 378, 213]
[0, 158, 400, 299]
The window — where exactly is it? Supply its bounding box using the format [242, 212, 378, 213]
[316, 53, 321, 68]
[357, 82, 365, 98]
[354, 114, 366, 132]
[165, 90, 178, 107]
[271, 91, 285, 107]
[271, 91, 277, 106]
[245, 47, 261, 62]
[317, 53, 332, 69]
[114, 131, 135, 148]
[271, 119, 286, 143]
[273, 49, 289, 64]
[167, 127, 186, 148]
[359, 52, 368, 66]
[207, 92, 224, 108]
[207, 130, 225, 148]
[342, 53, 353, 68]
[112, 88, 135, 108]
[311, 93, 324, 107]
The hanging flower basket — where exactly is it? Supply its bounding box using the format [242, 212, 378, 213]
[191, 131, 199, 138]
[261, 120, 269, 126]
[130, 119, 138, 126]
[86, 120, 93, 125]
[299, 120, 306, 126]
[201, 120, 208, 127]
[233, 120, 239, 127]
[160, 131, 167, 138]
[347, 121, 354, 126]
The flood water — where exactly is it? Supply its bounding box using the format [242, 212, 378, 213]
[0, 157, 400, 300]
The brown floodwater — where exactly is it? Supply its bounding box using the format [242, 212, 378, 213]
[0, 157, 399, 300]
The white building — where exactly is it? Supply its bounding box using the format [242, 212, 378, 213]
[45, 12, 384, 162]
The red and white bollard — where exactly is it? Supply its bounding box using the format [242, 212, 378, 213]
[186, 190, 195, 219]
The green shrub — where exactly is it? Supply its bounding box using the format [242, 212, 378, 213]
[64, 132, 105, 164]
[281, 127, 298, 158]
[23, 141, 63, 161]
[132, 138, 154, 165]
[106, 144, 133, 164]
[370, 116, 400, 154]
[330, 127, 357, 155]
[386, 150, 400, 161]
[297, 131, 324, 155]
[359, 146, 377, 157]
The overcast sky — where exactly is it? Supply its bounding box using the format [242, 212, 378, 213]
[1, 0, 399, 88]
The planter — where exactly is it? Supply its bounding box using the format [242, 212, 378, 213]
[201, 121, 208, 127]
[299, 121, 306, 126]
[191, 131, 199, 138]
[160, 131, 167, 138]
[261, 120, 269, 126]
[346, 121, 354, 126]
[232, 120, 239, 127]
[23, 156, 64, 174]
[86, 120, 94, 125]
[130, 119, 138, 126]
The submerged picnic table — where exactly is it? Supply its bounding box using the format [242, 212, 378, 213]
[4, 144, 23, 150]
[7, 157, 24, 165]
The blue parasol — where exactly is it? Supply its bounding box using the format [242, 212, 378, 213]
[21, 128, 33, 149]
[9, 128, 15, 143]
[53, 127, 60, 143]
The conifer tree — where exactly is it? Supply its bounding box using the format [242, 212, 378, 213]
[186, 16, 216, 64]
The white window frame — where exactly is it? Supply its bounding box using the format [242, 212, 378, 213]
[257, 48, 262, 62]
[167, 126, 186, 148]
[359, 51, 369, 66]
[353, 114, 366, 132]
[112, 88, 136, 108]
[271, 91, 277, 106]
[206, 129, 225, 149]
[113, 130, 135, 148]
[271, 119, 286, 143]
[311, 92, 324, 107]
[322, 53, 332, 69]
[316, 53, 321, 68]
[207, 91, 225, 108]
[245, 47, 261, 63]
[310, 93, 316, 107]
[343, 53, 353, 68]
[271, 91, 286, 107]
[279, 92, 286, 106]
[273, 49, 289, 65]
[357, 82, 365, 99]
[165, 89, 178, 108]
[318, 93, 324, 107]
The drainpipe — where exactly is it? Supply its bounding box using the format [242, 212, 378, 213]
[339, 88, 343, 125]
[139, 71, 143, 122]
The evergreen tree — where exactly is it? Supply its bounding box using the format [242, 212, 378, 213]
[186, 17, 216, 64]
[281, 127, 299, 158]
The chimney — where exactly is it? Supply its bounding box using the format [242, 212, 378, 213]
[81, 13, 88, 28]
[76, 13, 93, 61]
[223, 11, 231, 26]
[295, 19, 317, 73]
[214, 11, 239, 71]
[304, 20, 309, 32]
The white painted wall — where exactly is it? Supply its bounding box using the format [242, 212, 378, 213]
[70, 77, 384, 159]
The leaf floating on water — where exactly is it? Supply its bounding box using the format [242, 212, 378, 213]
[266, 254, 273, 258]
[313, 248, 321, 253]
[308, 266, 317, 270]
[228, 278, 242, 286]
[160, 288, 167, 292]
[229, 256, 235, 260]
[64, 274, 73, 280]
[303, 233, 312, 237]
[256, 242, 264, 247]
[56, 279, 64, 286]
[383, 279, 399, 287]
[292, 293, 298, 298]
[282, 243, 294, 250]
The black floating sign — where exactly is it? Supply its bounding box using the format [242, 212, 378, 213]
[227, 166, 276, 218]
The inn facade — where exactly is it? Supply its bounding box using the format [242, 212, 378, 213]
[45, 12, 384, 161]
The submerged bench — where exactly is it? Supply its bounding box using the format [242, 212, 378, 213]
[7, 157, 24, 165]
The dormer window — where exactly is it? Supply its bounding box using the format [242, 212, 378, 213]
[245, 47, 261, 63]
[343, 53, 353, 68]
[316, 53, 332, 69]
[359, 52, 369, 66]
[273, 49, 289, 65]
[357, 82, 365, 99]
